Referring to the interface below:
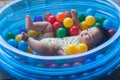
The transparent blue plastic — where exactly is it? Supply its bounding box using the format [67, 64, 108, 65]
[0, 0, 120, 80]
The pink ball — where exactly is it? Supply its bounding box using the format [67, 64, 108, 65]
[69, 26, 80, 36]
[47, 15, 57, 25]
[108, 29, 115, 36]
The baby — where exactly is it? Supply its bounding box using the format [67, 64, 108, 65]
[21, 9, 110, 56]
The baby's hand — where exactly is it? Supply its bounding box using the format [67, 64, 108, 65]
[50, 43, 66, 56]
[21, 32, 29, 41]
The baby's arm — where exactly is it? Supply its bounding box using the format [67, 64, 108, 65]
[22, 32, 53, 56]
[21, 32, 67, 56]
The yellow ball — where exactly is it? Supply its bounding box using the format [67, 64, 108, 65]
[27, 47, 33, 53]
[85, 16, 96, 26]
[66, 44, 77, 55]
[63, 18, 73, 28]
[80, 21, 90, 30]
[15, 34, 22, 43]
[76, 43, 88, 53]
[28, 30, 40, 37]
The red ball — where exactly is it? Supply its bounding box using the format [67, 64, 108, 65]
[108, 29, 115, 36]
[65, 11, 72, 18]
[69, 26, 80, 36]
[53, 22, 62, 37]
[44, 13, 52, 21]
[53, 22, 62, 31]
[47, 15, 57, 25]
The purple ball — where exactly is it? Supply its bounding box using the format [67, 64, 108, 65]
[49, 64, 59, 68]
[34, 16, 43, 22]
[84, 59, 93, 64]
[72, 62, 82, 67]
[20, 28, 28, 33]
[61, 63, 71, 68]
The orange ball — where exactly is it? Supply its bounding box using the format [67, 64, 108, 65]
[56, 12, 66, 22]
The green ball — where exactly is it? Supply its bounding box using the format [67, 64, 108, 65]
[5, 32, 15, 41]
[96, 17, 106, 24]
[94, 22, 102, 27]
[78, 13, 86, 22]
[56, 28, 67, 38]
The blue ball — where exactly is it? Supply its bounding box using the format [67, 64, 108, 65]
[7, 39, 17, 47]
[13, 29, 21, 36]
[86, 8, 96, 16]
[103, 19, 113, 29]
[34, 16, 43, 22]
[18, 40, 28, 51]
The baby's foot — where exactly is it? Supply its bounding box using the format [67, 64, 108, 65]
[26, 15, 33, 31]
[71, 9, 80, 27]
[71, 9, 77, 17]
[21, 32, 29, 41]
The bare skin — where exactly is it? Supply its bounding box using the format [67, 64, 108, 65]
[22, 9, 104, 56]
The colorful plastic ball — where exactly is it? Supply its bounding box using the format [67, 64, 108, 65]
[72, 62, 82, 67]
[80, 21, 89, 30]
[63, 18, 73, 28]
[86, 8, 96, 16]
[76, 43, 88, 53]
[44, 13, 52, 21]
[13, 29, 21, 36]
[94, 22, 102, 27]
[7, 39, 17, 47]
[61, 63, 71, 68]
[5, 32, 15, 41]
[27, 47, 33, 53]
[56, 28, 67, 38]
[47, 15, 57, 24]
[69, 26, 79, 36]
[66, 44, 76, 55]
[108, 29, 115, 36]
[55, 59, 66, 65]
[53, 21, 62, 31]
[34, 16, 43, 22]
[64, 11, 72, 18]
[49, 64, 59, 68]
[96, 17, 105, 24]
[84, 59, 93, 64]
[56, 12, 66, 22]
[85, 15, 96, 26]
[18, 40, 28, 51]
[103, 19, 113, 29]
[28, 30, 40, 37]
[20, 28, 28, 33]
[78, 13, 86, 22]
[36, 64, 44, 67]
[15, 34, 22, 43]
[65, 28, 70, 36]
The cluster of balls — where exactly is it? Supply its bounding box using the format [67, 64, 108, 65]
[44, 8, 115, 54]
[5, 28, 40, 54]
[5, 8, 115, 55]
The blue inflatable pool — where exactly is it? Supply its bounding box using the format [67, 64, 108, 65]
[0, 0, 120, 80]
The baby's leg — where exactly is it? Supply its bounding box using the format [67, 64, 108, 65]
[26, 15, 54, 38]
[71, 9, 80, 27]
